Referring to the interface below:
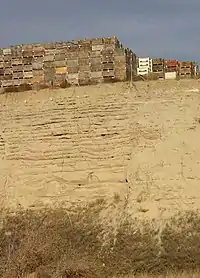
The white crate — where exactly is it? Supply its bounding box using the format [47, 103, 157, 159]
[137, 68, 149, 75]
[165, 72, 177, 80]
[3, 48, 11, 55]
[92, 45, 104, 51]
[137, 65, 149, 71]
[139, 57, 150, 62]
[2, 80, 13, 87]
[139, 58, 151, 65]
[24, 71, 33, 78]
[138, 57, 152, 72]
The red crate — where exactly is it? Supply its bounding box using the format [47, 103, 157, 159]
[165, 60, 178, 68]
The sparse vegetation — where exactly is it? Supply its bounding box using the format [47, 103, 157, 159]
[113, 193, 120, 204]
[0, 203, 200, 277]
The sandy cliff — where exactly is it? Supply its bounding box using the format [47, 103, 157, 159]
[1, 80, 200, 221]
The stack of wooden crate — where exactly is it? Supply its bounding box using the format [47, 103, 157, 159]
[179, 61, 194, 79]
[90, 38, 103, 84]
[137, 57, 152, 77]
[164, 60, 179, 80]
[151, 58, 165, 79]
[0, 36, 137, 92]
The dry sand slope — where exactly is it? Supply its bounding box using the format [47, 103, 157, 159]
[1, 80, 200, 221]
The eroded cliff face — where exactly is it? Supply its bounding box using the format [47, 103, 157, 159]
[0, 83, 133, 209]
[1, 80, 200, 221]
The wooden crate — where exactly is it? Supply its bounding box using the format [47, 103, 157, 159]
[92, 45, 104, 52]
[90, 57, 101, 64]
[4, 68, 13, 75]
[54, 60, 66, 68]
[79, 71, 90, 86]
[55, 67, 67, 74]
[179, 73, 193, 79]
[180, 67, 192, 74]
[78, 50, 90, 59]
[102, 51, 114, 63]
[12, 65, 23, 72]
[149, 72, 164, 80]
[66, 59, 78, 67]
[67, 67, 79, 74]
[79, 66, 90, 72]
[91, 38, 104, 45]
[23, 78, 33, 85]
[3, 55, 12, 62]
[179, 61, 192, 68]
[33, 61, 43, 70]
[43, 42, 56, 49]
[54, 73, 66, 86]
[2, 80, 13, 87]
[43, 61, 54, 69]
[67, 73, 79, 85]
[33, 69, 44, 76]
[12, 57, 23, 65]
[22, 44, 33, 51]
[78, 58, 90, 66]
[11, 45, 22, 56]
[32, 75, 44, 84]
[13, 79, 24, 86]
[23, 57, 33, 65]
[152, 65, 164, 72]
[23, 71, 33, 78]
[44, 68, 55, 83]
[33, 45, 45, 57]
[13, 72, 23, 79]
[55, 53, 65, 61]
[152, 58, 164, 65]
[90, 71, 102, 79]
[165, 67, 178, 73]
[22, 50, 34, 57]
[23, 64, 33, 72]
[102, 62, 114, 70]
[90, 50, 102, 57]
[4, 61, 12, 68]
[91, 64, 102, 72]
[44, 54, 55, 62]
[102, 69, 115, 78]
[45, 49, 57, 55]
[65, 51, 78, 59]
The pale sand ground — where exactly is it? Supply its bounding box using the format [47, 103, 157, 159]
[1, 79, 200, 227]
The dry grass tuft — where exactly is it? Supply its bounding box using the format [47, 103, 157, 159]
[0, 203, 200, 277]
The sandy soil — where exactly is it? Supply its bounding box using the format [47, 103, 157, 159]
[1, 79, 200, 223]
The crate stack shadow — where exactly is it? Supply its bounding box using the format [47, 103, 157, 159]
[0, 36, 137, 92]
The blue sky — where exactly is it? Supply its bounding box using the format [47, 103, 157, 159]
[0, 0, 199, 63]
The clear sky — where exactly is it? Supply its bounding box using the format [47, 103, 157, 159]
[0, 0, 199, 63]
